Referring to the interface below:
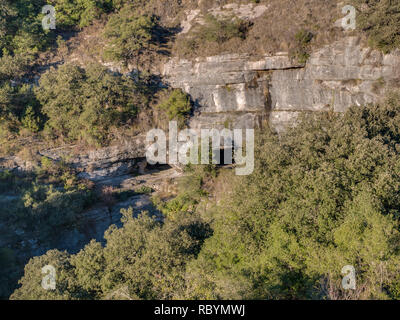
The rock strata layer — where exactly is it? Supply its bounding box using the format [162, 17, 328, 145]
[163, 37, 400, 133]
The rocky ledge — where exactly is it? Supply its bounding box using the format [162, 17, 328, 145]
[163, 36, 400, 133]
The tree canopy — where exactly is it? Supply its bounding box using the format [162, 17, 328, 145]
[11, 94, 400, 300]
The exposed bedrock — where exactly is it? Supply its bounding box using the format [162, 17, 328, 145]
[2, 37, 400, 182]
[163, 36, 400, 133]
[0, 136, 148, 182]
[39, 137, 147, 182]
[4, 37, 400, 182]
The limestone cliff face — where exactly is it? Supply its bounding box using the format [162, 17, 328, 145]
[163, 52, 298, 132]
[2, 35, 400, 274]
[39, 136, 147, 181]
[163, 36, 400, 133]
[5, 36, 400, 182]
[0, 136, 147, 181]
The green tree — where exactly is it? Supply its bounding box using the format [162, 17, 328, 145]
[157, 89, 192, 128]
[99, 209, 211, 299]
[0, 1, 17, 41]
[11, 208, 211, 300]
[103, 5, 155, 66]
[352, 0, 400, 53]
[36, 63, 144, 145]
[185, 93, 400, 300]
[48, 0, 113, 29]
[10, 250, 75, 300]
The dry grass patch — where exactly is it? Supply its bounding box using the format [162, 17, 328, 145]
[173, 0, 349, 59]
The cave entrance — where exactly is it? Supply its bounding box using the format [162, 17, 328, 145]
[218, 146, 235, 167]
[134, 157, 172, 175]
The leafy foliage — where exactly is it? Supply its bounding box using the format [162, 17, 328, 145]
[36, 63, 145, 145]
[0, 0, 52, 57]
[157, 89, 192, 128]
[0, 168, 95, 298]
[11, 209, 212, 300]
[103, 5, 155, 65]
[4, 0, 400, 302]
[352, 0, 400, 53]
[0, 173, 93, 240]
[199, 14, 251, 43]
[0, 247, 18, 299]
[291, 29, 313, 64]
[176, 14, 252, 56]
[49, 0, 114, 29]
[184, 93, 400, 300]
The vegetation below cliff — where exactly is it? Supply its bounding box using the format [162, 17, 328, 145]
[9, 94, 400, 300]
[2, 0, 400, 301]
[1, 0, 399, 153]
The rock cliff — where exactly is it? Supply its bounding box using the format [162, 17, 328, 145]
[164, 36, 400, 133]
[2, 10, 400, 291]
[3, 36, 399, 262]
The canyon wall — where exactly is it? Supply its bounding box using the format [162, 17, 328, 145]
[164, 36, 400, 133]
[2, 7, 400, 284]
[3, 35, 400, 196]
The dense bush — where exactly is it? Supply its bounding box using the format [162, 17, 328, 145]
[0, 1, 52, 149]
[199, 14, 251, 43]
[0, 0, 118, 57]
[9, 250, 77, 300]
[156, 89, 192, 128]
[0, 168, 95, 299]
[36, 63, 146, 145]
[353, 0, 400, 53]
[11, 209, 212, 300]
[291, 29, 313, 64]
[0, 171, 94, 240]
[10, 94, 400, 300]
[184, 93, 400, 300]
[175, 14, 252, 56]
[0, 0, 125, 61]
[103, 5, 155, 65]
[153, 165, 212, 220]
[0, 0, 52, 57]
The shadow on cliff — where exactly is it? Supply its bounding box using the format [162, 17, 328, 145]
[151, 21, 182, 57]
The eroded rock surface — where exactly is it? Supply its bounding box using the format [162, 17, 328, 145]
[2, 35, 400, 288]
[163, 36, 400, 133]
[39, 136, 147, 181]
